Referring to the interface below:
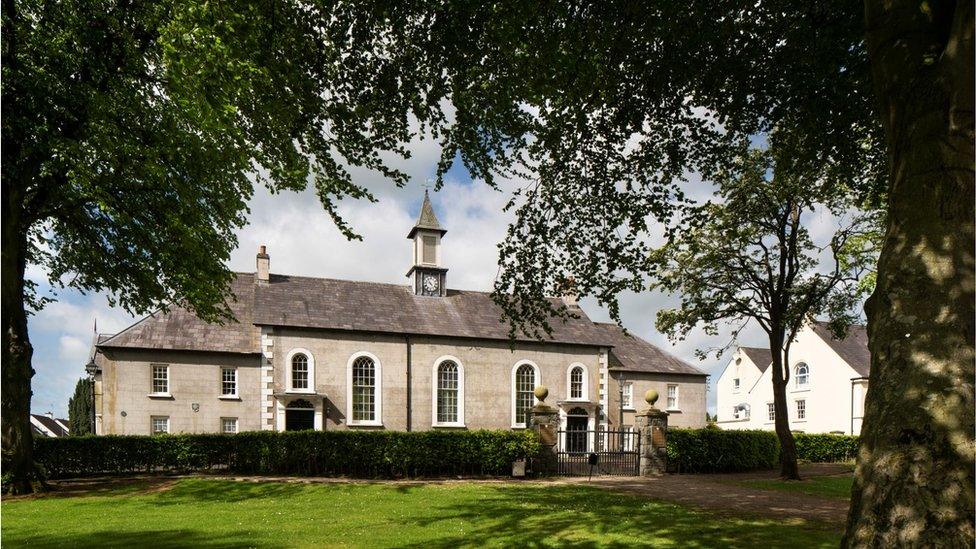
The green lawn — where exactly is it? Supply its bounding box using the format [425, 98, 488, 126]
[738, 475, 854, 500]
[1, 479, 839, 548]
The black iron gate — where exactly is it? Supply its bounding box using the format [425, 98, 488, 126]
[555, 428, 639, 476]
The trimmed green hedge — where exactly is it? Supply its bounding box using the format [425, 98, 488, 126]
[34, 430, 540, 479]
[666, 428, 780, 473]
[666, 429, 860, 473]
[793, 433, 860, 462]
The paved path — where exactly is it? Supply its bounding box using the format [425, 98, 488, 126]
[564, 463, 852, 524]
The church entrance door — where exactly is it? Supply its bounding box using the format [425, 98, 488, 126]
[285, 398, 315, 431]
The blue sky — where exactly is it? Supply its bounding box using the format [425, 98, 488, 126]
[28, 141, 782, 419]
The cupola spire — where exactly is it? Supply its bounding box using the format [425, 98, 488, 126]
[407, 190, 447, 239]
[406, 190, 448, 296]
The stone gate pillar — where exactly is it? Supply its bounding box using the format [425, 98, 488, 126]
[635, 389, 669, 476]
[529, 385, 559, 475]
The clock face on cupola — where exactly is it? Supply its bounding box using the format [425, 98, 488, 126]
[406, 190, 448, 297]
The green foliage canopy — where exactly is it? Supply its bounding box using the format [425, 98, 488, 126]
[67, 378, 93, 436]
[650, 144, 880, 356]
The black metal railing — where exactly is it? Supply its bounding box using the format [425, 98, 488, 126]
[554, 428, 640, 476]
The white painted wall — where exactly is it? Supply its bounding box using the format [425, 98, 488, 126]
[716, 325, 869, 435]
[714, 349, 766, 429]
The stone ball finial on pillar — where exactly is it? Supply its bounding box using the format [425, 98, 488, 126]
[534, 385, 549, 402]
[645, 389, 659, 407]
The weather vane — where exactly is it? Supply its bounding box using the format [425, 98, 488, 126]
[421, 177, 435, 192]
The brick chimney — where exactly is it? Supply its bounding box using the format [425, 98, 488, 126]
[256, 245, 270, 283]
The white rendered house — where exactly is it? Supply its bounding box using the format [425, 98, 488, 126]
[715, 322, 869, 435]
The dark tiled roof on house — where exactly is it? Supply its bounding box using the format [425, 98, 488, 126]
[252, 274, 609, 346]
[31, 414, 69, 437]
[95, 272, 701, 376]
[595, 323, 706, 376]
[811, 321, 870, 377]
[99, 275, 260, 354]
[740, 347, 772, 372]
[99, 273, 610, 350]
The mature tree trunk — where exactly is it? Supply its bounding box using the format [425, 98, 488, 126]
[769, 334, 801, 480]
[844, 1, 975, 546]
[1, 191, 38, 494]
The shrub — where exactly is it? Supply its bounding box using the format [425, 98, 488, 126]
[34, 429, 540, 479]
[666, 429, 861, 473]
[793, 433, 860, 462]
[666, 428, 779, 473]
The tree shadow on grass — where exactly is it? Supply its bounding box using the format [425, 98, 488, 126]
[149, 478, 311, 505]
[2, 529, 253, 549]
[391, 484, 839, 549]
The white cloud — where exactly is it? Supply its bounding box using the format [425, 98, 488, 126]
[57, 335, 89, 362]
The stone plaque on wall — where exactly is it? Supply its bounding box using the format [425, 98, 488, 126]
[652, 425, 666, 448]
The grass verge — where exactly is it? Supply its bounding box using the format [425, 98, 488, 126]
[1, 478, 841, 548]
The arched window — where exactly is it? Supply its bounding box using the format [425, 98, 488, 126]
[569, 366, 584, 400]
[351, 355, 377, 423]
[795, 363, 810, 387]
[512, 362, 539, 428]
[290, 353, 309, 391]
[433, 359, 464, 426]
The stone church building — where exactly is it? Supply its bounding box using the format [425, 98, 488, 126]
[91, 193, 707, 437]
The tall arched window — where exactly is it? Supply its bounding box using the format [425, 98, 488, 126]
[795, 363, 810, 387]
[291, 353, 309, 390]
[569, 365, 585, 400]
[351, 356, 377, 422]
[436, 360, 460, 424]
[513, 363, 537, 428]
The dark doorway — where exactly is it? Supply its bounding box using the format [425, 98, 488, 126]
[565, 408, 589, 452]
[286, 409, 314, 431]
[285, 398, 315, 431]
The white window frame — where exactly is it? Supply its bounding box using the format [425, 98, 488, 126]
[285, 348, 315, 394]
[431, 355, 465, 427]
[796, 399, 807, 420]
[767, 402, 775, 422]
[221, 417, 238, 434]
[510, 360, 541, 428]
[666, 384, 679, 410]
[621, 382, 634, 410]
[565, 363, 589, 401]
[732, 377, 741, 392]
[346, 351, 383, 426]
[795, 362, 810, 388]
[219, 367, 238, 399]
[151, 415, 170, 435]
[733, 403, 750, 420]
[149, 364, 170, 397]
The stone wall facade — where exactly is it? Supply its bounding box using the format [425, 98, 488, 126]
[605, 371, 707, 430]
[96, 331, 706, 435]
[96, 331, 607, 434]
[96, 349, 262, 435]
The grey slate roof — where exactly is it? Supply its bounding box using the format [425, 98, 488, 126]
[595, 323, 707, 376]
[96, 273, 701, 376]
[252, 274, 609, 346]
[811, 321, 870, 377]
[740, 347, 772, 372]
[407, 191, 446, 238]
[98, 275, 260, 354]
